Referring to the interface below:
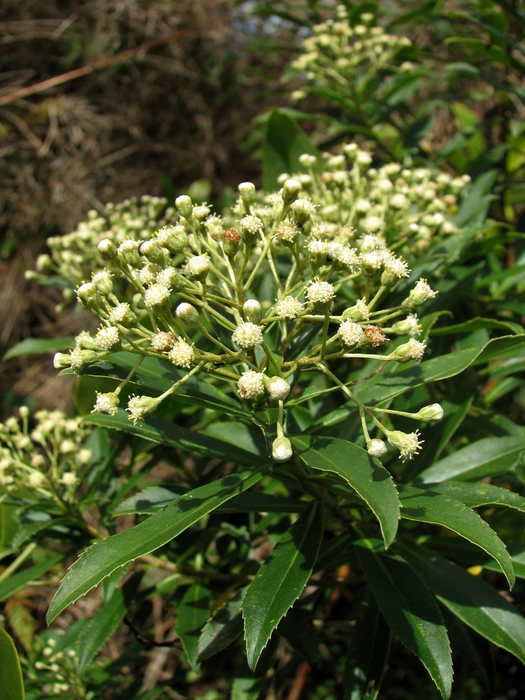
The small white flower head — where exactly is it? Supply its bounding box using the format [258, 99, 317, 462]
[306, 280, 335, 306]
[275, 221, 299, 243]
[360, 250, 386, 277]
[382, 255, 410, 283]
[95, 326, 120, 351]
[28, 471, 45, 488]
[232, 322, 264, 348]
[308, 240, 329, 266]
[358, 234, 386, 253]
[390, 193, 408, 210]
[356, 149, 373, 166]
[342, 299, 370, 322]
[156, 267, 180, 290]
[387, 430, 423, 461]
[339, 320, 365, 348]
[139, 262, 160, 286]
[69, 347, 98, 371]
[335, 246, 359, 271]
[367, 439, 388, 458]
[237, 370, 266, 399]
[240, 215, 264, 237]
[127, 395, 159, 424]
[290, 197, 317, 225]
[140, 239, 165, 266]
[186, 253, 210, 279]
[391, 314, 421, 337]
[265, 376, 291, 401]
[60, 472, 78, 487]
[355, 198, 372, 214]
[77, 448, 92, 465]
[109, 302, 137, 327]
[91, 270, 113, 296]
[144, 283, 171, 309]
[390, 338, 427, 363]
[243, 299, 262, 324]
[403, 278, 437, 308]
[275, 296, 304, 320]
[118, 239, 141, 267]
[168, 339, 195, 368]
[93, 391, 120, 416]
[150, 331, 175, 353]
[272, 436, 293, 463]
[192, 204, 210, 222]
[417, 403, 444, 422]
[30, 454, 46, 469]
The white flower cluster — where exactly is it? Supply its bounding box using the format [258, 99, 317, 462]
[0, 407, 91, 500]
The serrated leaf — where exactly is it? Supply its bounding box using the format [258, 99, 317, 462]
[176, 583, 211, 669]
[425, 480, 525, 514]
[414, 436, 525, 485]
[355, 538, 452, 700]
[398, 485, 514, 588]
[196, 589, 245, 663]
[292, 436, 399, 548]
[0, 627, 24, 700]
[47, 467, 267, 623]
[398, 542, 525, 666]
[242, 502, 324, 669]
[343, 590, 390, 700]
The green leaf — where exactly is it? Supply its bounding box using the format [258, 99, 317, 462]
[77, 583, 132, 674]
[430, 317, 523, 336]
[83, 411, 267, 467]
[414, 436, 525, 485]
[343, 590, 390, 700]
[0, 554, 64, 603]
[262, 109, 320, 192]
[176, 583, 212, 669]
[47, 467, 267, 623]
[398, 542, 525, 666]
[0, 627, 24, 700]
[426, 480, 525, 514]
[196, 589, 245, 663]
[3, 336, 75, 360]
[114, 486, 181, 515]
[242, 501, 324, 669]
[398, 485, 515, 588]
[355, 538, 452, 700]
[292, 436, 399, 548]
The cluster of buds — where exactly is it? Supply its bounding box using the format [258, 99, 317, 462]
[0, 407, 92, 502]
[27, 634, 84, 697]
[26, 195, 177, 310]
[48, 158, 448, 463]
[289, 8, 412, 105]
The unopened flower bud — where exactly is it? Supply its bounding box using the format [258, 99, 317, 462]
[92, 271, 113, 296]
[53, 352, 72, 369]
[118, 240, 141, 268]
[367, 439, 388, 458]
[176, 302, 199, 326]
[238, 182, 256, 204]
[175, 195, 193, 219]
[98, 239, 118, 263]
[186, 254, 210, 280]
[140, 239, 166, 267]
[127, 395, 159, 424]
[299, 153, 317, 169]
[282, 179, 302, 205]
[391, 315, 420, 337]
[243, 299, 262, 324]
[76, 282, 104, 311]
[265, 376, 291, 401]
[416, 403, 444, 422]
[402, 278, 437, 308]
[272, 436, 293, 463]
[156, 225, 188, 254]
[342, 299, 369, 322]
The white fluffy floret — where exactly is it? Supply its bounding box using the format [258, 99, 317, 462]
[237, 371, 265, 399]
[232, 322, 264, 348]
[168, 339, 195, 368]
[338, 320, 364, 347]
[275, 296, 304, 320]
[95, 326, 120, 350]
[150, 331, 175, 353]
[144, 283, 171, 308]
[306, 280, 335, 305]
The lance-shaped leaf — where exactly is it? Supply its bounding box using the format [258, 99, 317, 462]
[398, 484, 515, 588]
[414, 436, 525, 485]
[176, 583, 212, 669]
[0, 627, 24, 700]
[422, 480, 525, 513]
[292, 435, 399, 548]
[242, 501, 324, 669]
[343, 590, 390, 700]
[47, 467, 267, 623]
[398, 542, 525, 665]
[355, 538, 453, 700]
[0, 554, 64, 603]
[197, 589, 246, 663]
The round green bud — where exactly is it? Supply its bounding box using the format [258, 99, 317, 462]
[175, 195, 193, 219]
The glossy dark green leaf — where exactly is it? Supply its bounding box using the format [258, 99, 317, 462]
[197, 589, 245, 663]
[430, 317, 523, 336]
[242, 502, 324, 669]
[3, 336, 75, 360]
[47, 467, 267, 623]
[355, 538, 452, 700]
[83, 411, 267, 467]
[292, 436, 399, 548]
[0, 627, 24, 700]
[414, 436, 525, 485]
[176, 583, 212, 669]
[262, 109, 320, 192]
[398, 485, 514, 588]
[398, 542, 525, 665]
[343, 590, 390, 700]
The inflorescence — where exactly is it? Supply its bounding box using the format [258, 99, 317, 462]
[43, 145, 459, 463]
